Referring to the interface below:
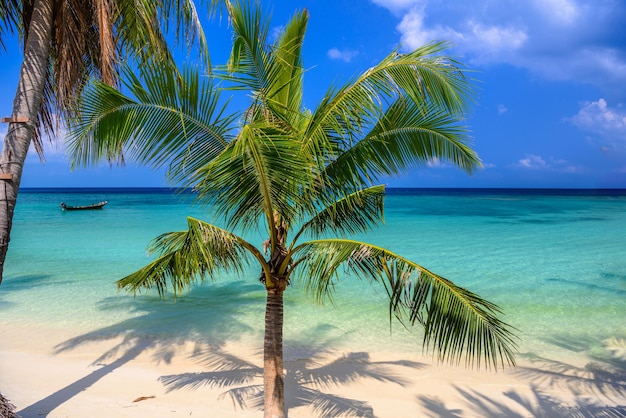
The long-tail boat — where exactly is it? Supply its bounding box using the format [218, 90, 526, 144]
[60, 201, 108, 210]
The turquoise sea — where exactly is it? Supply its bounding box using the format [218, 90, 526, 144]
[1, 188, 625, 364]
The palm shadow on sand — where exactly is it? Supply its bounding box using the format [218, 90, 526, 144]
[159, 338, 425, 418]
[15, 281, 425, 418]
[416, 334, 626, 417]
[17, 281, 264, 417]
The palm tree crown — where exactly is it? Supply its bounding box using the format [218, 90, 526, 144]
[69, 2, 517, 416]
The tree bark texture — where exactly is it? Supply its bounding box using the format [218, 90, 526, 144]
[264, 288, 285, 418]
[0, 0, 53, 283]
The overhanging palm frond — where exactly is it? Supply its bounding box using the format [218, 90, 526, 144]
[156, 0, 214, 66]
[118, 217, 259, 297]
[116, 0, 212, 68]
[293, 185, 386, 243]
[0, 1, 19, 50]
[68, 64, 234, 184]
[292, 239, 517, 369]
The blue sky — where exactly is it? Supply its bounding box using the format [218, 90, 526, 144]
[1, 0, 625, 188]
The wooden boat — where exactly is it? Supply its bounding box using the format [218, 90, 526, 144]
[60, 201, 108, 211]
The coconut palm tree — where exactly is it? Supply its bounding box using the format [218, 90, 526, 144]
[0, 0, 217, 283]
[68, 2, 518, 417]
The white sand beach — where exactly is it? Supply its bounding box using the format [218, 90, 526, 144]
[1, 321, 624, 417]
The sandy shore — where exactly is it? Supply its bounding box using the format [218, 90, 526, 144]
[1, 322, 624, 418]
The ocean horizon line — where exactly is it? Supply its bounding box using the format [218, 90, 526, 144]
[18, 186, 626, 196]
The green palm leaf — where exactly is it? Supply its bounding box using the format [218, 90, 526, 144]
[68, 64, 234, 185]
[221, 3, 307, 129]
[118, 217, 260, 297]
[223, 0, 270, 93]
[264, 8, 307, 121]
[0, 0, 19, 48]
[116, 0, 212, 67]
[323, 98, 481, 189]
[304, 42, 476, 172]
[292, 239, 517, 369]
[293, 185, 386, 243]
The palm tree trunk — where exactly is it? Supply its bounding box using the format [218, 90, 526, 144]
[264, 288, 285, 418]
[0, 0, 53, 283]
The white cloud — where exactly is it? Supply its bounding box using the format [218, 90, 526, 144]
[392, 5, 529, 62]
[32, 139, 67, 159]
[395, 7, 528, 60]
[370, 0, 425, 15]
[517, 154, 549, 170]
[515, 154, 583, 173]
[397, 7, 461, 50]
[466, 20, 528, 53]
[497, 104, 508, 115]
[327, 48, 359, 63]
[371, 0, 626, 97]
[569, 98, 626, 147]
[532, 0, 580, 25]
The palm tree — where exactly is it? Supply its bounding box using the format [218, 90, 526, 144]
[0, 0, 215, 283]
[68, 2, 518, 417]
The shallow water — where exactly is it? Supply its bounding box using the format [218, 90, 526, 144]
[2, 188, 625, 363]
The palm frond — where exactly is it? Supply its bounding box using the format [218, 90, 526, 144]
[264, 8, 307, 121]
[67, 64, 234, 184]
[222, 0, 270, 93]
[304, 41, 475, 171]
[292, 239, 517, 369]
[220, 3, 308, 128]
[0, 0, 20, 49]
[115, 0, 213, 69]
[293, 185, 386, 243]
[156, 0, 214, 67]
[4, 0, 214, 157]
[118, 217, 259, 297]
[323, 98, 481, 189]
